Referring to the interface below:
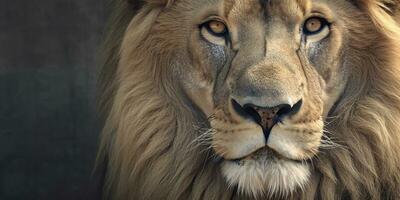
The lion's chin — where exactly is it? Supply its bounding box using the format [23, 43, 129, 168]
[221, 148, 310, 198]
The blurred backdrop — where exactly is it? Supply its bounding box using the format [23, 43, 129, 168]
[0, 0, 108, 199]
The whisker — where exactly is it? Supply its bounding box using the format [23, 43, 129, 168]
[318, 130, 348, 151]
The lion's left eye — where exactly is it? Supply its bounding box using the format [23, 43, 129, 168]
[303, 17, 330, 42]
[200, 20, 229, 46]
[206, 21, 228, 36]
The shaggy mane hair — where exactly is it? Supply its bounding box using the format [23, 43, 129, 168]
[96, 0, 400, 199]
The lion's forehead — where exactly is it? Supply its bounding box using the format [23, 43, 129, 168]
[223, 0, 309, 20]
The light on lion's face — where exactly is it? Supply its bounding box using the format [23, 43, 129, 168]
[179, 0, 348, 197]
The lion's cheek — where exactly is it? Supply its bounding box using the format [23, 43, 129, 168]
[185, 86, 214, 116]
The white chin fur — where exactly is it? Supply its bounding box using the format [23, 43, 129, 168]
[221, 158, 310, 198]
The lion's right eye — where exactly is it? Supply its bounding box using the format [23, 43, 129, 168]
[302, 17, 330, 43]
[200, 20, 229, 46]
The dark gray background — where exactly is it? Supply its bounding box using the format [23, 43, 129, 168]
[0, 0, 108, 199]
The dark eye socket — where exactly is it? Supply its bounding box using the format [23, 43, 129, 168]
[202, 20, 229, 37]
[303, 17, 329, 35]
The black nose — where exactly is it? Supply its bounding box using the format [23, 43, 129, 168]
[232, 99, 302, 123]
[231, 99, 302, 141]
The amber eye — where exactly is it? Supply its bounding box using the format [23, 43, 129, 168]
[201, 20, 229, 46]
[205, 20, 228, 37]
[303, 17, 328, 35]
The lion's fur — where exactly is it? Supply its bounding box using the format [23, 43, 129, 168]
[97, 0, 400, 199]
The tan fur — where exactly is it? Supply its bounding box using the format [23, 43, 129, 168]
[97, 0, 400, 199]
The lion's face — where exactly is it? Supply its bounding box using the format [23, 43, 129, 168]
[157, 0, 351, 196]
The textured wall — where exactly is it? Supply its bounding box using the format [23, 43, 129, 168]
[0, 0, 107, 199]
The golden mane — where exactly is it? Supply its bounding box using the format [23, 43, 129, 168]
[96, 0, 400, 199]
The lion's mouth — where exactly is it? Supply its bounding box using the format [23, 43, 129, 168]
[229, 99, 305, 164]
[229, 146, 304, 166]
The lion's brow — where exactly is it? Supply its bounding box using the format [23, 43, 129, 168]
[223, 0, 309, 18]
[223, 0, 236, 17]
[223, 0, 266, 17]
[295, 0, 310, 15]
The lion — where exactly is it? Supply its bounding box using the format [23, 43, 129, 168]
[96, 0, 400, 199]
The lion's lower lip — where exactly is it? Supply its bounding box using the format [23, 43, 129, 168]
[228, 147, 276, 162]
[228, 146, 304, 164]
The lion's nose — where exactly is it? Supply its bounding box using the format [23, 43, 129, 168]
[231, 99, 302, 140]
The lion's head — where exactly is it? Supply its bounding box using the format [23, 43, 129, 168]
[97, 0, 400, 199]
